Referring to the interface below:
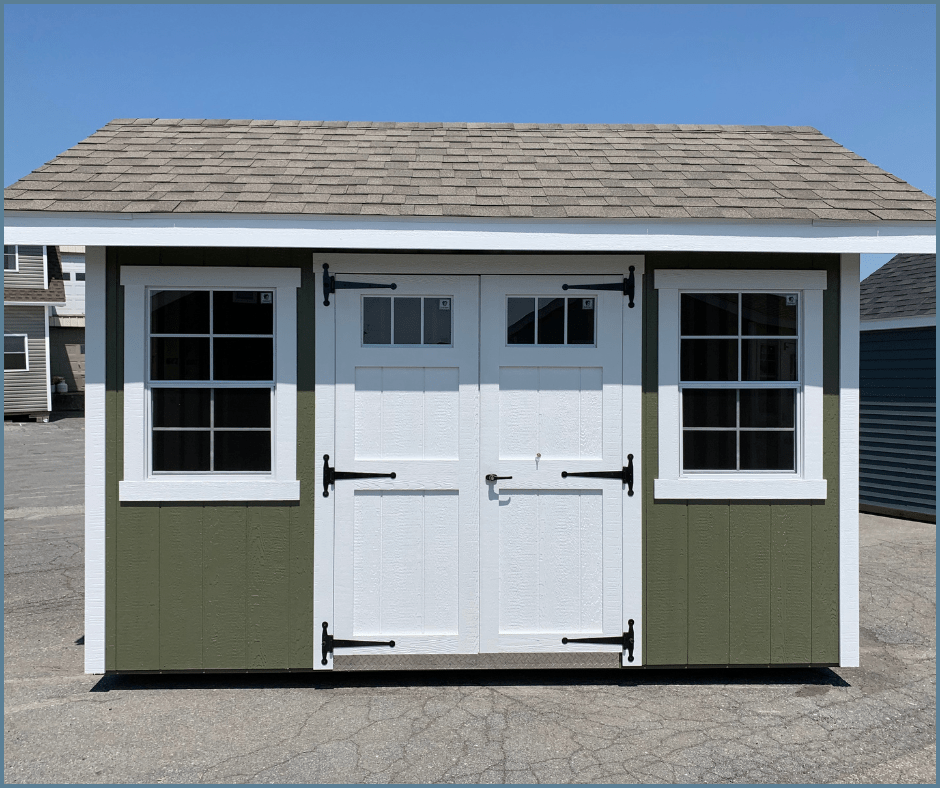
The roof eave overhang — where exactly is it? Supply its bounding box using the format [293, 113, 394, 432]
[3, 211, 936, 254]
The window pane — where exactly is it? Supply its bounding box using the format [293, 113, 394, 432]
[152, 431, 210, 472]
[214, 431, 271, 472]
[215, 388, 271, 428]
[18, 245, 42, 258]
[75, 272, 86, 282]
[5, 353, 27, 371]
[507, 298, 535, 344]
[683, 431, 736, 470]
[742, 294, 797, 336]
[741, 339, 798, 381]
[213, 338, 273, 380]
[151, 291, 209, 334]
[4, 335, 25, 353]
[62, 272, 71, 280]
[567, 298, 595, 344]
[363, 297, 391, 344]
[213, 291, 273, 335]
[680, 339, 737, 381]
[393, 298, 421, 344]
[153, 388, 210, 428]
[740, 389, 794, 428]
[423, 298, 452, 345]
[681, 293, 738, 336]
[151, 337, 210, 380]
[3, 247, 15, 270]
[740, 431, 794, 471]
[682, 389, 736, 428]
[537, 298, 565, 344]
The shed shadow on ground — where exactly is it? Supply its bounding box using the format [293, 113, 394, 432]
[89, 666, 850, 693]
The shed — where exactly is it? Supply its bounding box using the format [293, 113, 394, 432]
[4, 244, 66, 420]
[859, 253, 936, 522]
[3, 120, 936, 674]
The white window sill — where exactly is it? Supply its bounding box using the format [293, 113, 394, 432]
[654, 477, 827, 500]
[119, 479, 300, 502]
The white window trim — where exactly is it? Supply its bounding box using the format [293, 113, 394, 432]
[118, 265, 301, 502]
[3, 333, 30, 372]
[654, 269, 828, 500]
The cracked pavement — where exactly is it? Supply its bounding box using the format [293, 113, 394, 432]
[4, 415, 936, 783]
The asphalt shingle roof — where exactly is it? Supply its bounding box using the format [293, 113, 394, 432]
[3, 120, 936, 222]
[860, 253, 936, 321]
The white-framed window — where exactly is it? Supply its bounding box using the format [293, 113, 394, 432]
[654, 269, 828, 500]
[361, 294, 454, 346]
[4, 246, 18, 271]
[119, 266, 301, 502]
[4, 334, 29, 371]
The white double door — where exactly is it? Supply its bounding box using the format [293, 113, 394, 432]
[320, 272, 641, 665]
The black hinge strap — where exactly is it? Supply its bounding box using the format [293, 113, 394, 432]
[561, 619, 635, 663]
[560, 454, 634, 496]
[321, 622, 395, 665]
[322, 263, 397, 306]
[322, 454, 397, 497]
[561, 266, 635, 308]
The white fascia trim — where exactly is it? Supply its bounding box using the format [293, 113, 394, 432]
[3, 300, 68, 306]
[839, 254, 861, 668]
[118, 265, 301, 503]
[654, 269, 827, 501]
[860, 314, 936, 331]
[84, 246, 106, 674]
[3, 212, 936, 254]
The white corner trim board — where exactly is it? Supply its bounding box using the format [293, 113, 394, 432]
[860, 314, 936, 331]
[839, 254, 861, 668]
[3, 211, 936, 254]
[654, 269, 827, 501]
[84, 247, 106, 674]
[118, 265, 301, 502]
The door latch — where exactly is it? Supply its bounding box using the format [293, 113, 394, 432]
[485, 474, 513, 483]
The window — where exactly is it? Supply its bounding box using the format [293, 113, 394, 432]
[362, 295, 452, 345]
[4, 334, 28, 371]
[62, 272, 71, 280]
[654, 269, 827, 500]
[3, 245, 43, 273]
[506, 296, 595, 345]
[119, 266, 301, 502]
[76, 272, 86, 281]
[4, 246, 16, 271]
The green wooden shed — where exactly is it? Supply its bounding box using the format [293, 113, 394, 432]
[4, 120, 936, 673]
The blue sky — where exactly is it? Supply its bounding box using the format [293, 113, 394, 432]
[4, 4, 935, 278]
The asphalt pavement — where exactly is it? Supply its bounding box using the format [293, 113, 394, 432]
[3, 414, 936, 784]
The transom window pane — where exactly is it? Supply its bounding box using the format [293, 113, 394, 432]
[680, 291, 800, 473]
[149, 289, 274, 474]
[362, 296, 453, 345]
[506, 297, 596, 345]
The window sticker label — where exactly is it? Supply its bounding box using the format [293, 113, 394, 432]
[439, 298, 451, 310]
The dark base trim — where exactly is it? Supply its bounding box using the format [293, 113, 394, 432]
[860, 504, 935, 524]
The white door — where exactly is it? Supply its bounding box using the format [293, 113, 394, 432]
[479, 275, 640, 660]
[329, 275, 480, 659]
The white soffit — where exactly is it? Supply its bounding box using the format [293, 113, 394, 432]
[3, 212, 936, 253]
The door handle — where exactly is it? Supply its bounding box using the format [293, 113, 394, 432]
[485, 474, 512, 483]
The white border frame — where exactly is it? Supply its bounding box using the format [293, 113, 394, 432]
[839, 254, 860, 667]
[118, 265, 301, 501]
[654, 269, 828, 500]
[2, 332, 30, 372]
[84, 246, 106, 673]
[4, 243, 20, 272]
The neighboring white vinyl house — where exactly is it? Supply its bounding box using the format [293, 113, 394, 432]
[50, 245, 86, 392]
[3, 244, 66, 420]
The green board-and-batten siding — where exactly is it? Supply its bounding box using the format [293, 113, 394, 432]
[641, 253, 841, 666]
[105, 248, 315, 672]
[104, 248, 841, 671]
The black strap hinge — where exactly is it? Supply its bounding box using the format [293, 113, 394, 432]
[562, 266, 635, 308]
[321, 622, 395, 665]
[560, 454, 634, 496]
[562, 619, 635, 663]
[322, 263, 397, 306]
[322, 455, 396, 497]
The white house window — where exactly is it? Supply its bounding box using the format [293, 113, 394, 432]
[4, 334, 28, 371]
[4, 246, 17, 271]
[3, 245, 43, 272]
[680, 293, 799, 472]
[119, 266, 301, 502]
[149, 289, 274, 473]
[654, 269, 827, 500]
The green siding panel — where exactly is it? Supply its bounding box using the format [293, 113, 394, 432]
[106, 247, 315, 671]
[642, 253, 841, 667]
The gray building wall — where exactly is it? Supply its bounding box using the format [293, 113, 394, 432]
[859, 326, 936, 521]
[4, 305, 50, 415]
